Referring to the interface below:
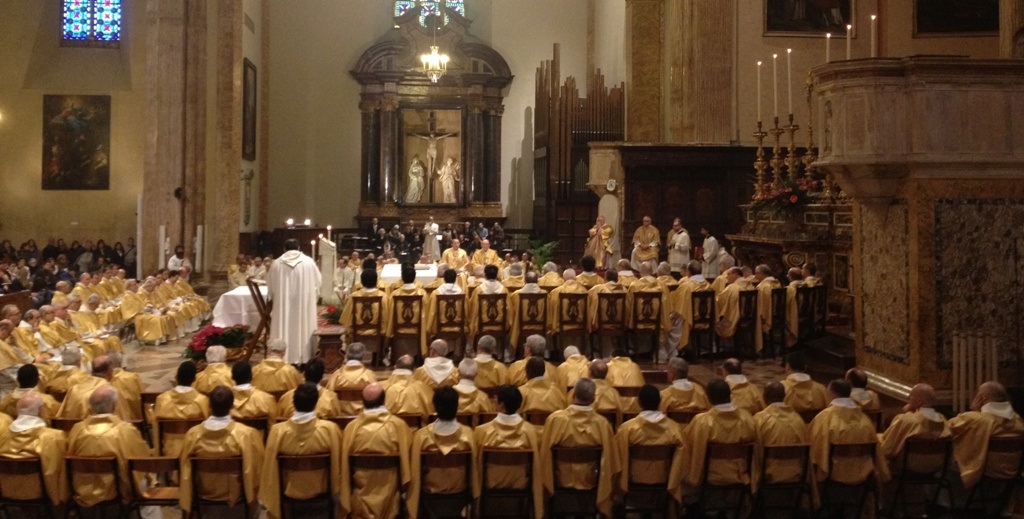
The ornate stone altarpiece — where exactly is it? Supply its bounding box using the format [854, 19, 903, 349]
[350, 6, 512, 228]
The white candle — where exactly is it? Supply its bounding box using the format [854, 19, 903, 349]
[311, 240, 316, 256]
[826, 33, 831, 63]
[756, 61, 763, 122]
[304, 218, 311, 226]
[772, 53, 778, 119]
[786, 49, 793, 115]
[870, 15, 877, 57]
[846, 24, 852, 60]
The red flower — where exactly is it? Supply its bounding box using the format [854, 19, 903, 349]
[790, 195, 798, 203]
[327, 306, 337, 313]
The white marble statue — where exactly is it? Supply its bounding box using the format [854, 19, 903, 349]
[437, 156, 461, 204]
[403, 155, 426, 203]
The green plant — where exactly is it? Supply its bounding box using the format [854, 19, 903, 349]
[527, 238, 559, 267]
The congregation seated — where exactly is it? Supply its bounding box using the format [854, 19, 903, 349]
[808, 379, 889, 485]
[339, 383, 412, 518]
[251, 339, 303, 394]
[948, 381, 1024, 490]
[472, 384, 545, 518]
[66, 385, 150, 508]
[614, 384, 686, 502]
[518, 357, 567, 416]
[0, 392, 66, 506]
[382, 355, 434, 420]
[659, 357, 710, 413]
[507, 334, 562, 387]
[453, 358, 494, 416]
[57, 355, 134, 421]
[469, 335, 506, 390]
[277, 358, 340, 420]
[0, 364, 60, 419]
[751, 382, 808, 489]
[782, 352, 828, 413]
[846, 367, 881, 411]
[679, 379, 757, 501]
[326, 342, 377, 414]
[230, 362, 277, 420]
[152, 361, 210, 456]
[415, 339, 459, 389]
[178, 386, 266, 514]
[259, 382, 343, 519]
[407, 386, 479, 518]
[540, 377, 619, 517]
[194, 345, 234, 395]
[557, 345, 590, 389]
[878, 383, 950, 469]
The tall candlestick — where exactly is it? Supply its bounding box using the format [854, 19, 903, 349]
[846, 24, 852, 60]
[870, 15, 877, 57]
[311, 240, 316, 257]
[772, 54, 778, 119]
[786, 49, 793, 115]
[826, 33, 831, 63]
[756, 61, 763, 122]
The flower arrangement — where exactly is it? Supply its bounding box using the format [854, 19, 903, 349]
[183, 324, 251, 361]
[323, 305, 342, 325]
[752, 176, 821, 213]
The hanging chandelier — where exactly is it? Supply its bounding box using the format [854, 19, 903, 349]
[420, 11, 449, 83]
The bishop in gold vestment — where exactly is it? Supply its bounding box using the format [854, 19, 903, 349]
[584, 215, 614, 269]
[630, 216, 661, 270]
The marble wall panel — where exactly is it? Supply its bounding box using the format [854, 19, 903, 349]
[859, 203, 911, 364]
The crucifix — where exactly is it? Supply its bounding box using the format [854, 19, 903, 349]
[240, 169, 255, 226]
[407, 111, 459, 202]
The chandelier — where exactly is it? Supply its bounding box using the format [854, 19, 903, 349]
[420, 10, 449, 83]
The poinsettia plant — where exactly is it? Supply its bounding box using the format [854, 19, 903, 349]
[752, 176, 821, 213]
[183, 324, 251, 361]
[323, 305, 343, 325]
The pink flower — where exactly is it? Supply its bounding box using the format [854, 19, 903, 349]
[790, 195, 798, 203]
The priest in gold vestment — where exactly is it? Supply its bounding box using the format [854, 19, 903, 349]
[540, 378, 620, 517]
[259, 382, 344, 519]
[407, 387, 480, 519]
[0, 393, 67, 506]
[66, 386, 150, 507]
[808, 380, 889, 489]
[230, 362, 278, 420]
[194, 346, 234, 395]
[584, 214, 614, 269]
[340, 384, 412, 519]
[537, 262, 565, 292]
[385, 265, 430, 357]
[470, 239, 501, 269]
[660, 358, 710, 413]
[507, 335, 562, 387]
[470, 336, 507, 390]
[109, 352, 143, 421]
[571, 359, 622, 427]
[518, 357, 568, 415]
[57, 356, 132, 421]
[415, 340, 460, 390]
[782, 353, 828, 413]
[878, 384, 950, 468]
[630, 216, 661, 271]
[0, 365, 60, 420]
[382, 356, 434, 420]
[546, 269, 590, 338]
[178, 386, 265, 514]
[453, 359, 495, 417]
[252, 339, 303, 394]
[152, 361, 210, 456]
[557, 346, 590, 390]
[276, 359, 340, 420]
[751, 382, 809, 492]
[473, 385, 546, 519]
[441, 239, 470, 272]
[325, 342, 377, 415]
[586, 269, 627, 334]
[42, 347, 89, 396]
[721, 358, 764, 415]
[847, 368, 882, 411]
[948, 381, 1024, 490]
[753, 265, 782, 352]
[614, 385, 686, 502]
[576, 255, 604, 290]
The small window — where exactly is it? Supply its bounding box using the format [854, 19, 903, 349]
[63, 0, 122, 47]
[394, 0, 465, 27]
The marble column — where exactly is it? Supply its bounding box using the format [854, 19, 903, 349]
[360, 100, 381, 204]
[668, 0, 734, 143]
[625, 0, 662, 142]
[209, 0, 244, 274]
[484, 105, 504, 203]
[181, 0, 207, 272]
[466, 101, 486, 203]
[813, 57, 1024, 401]
[1000, 0, 1024, 58]
[379, 95, 400, 204]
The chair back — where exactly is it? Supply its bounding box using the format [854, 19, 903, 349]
[702, 442, 754, 486]
[127, 457, 180, 506]
[632, 291, 662, 330]
[476, 293, 509, 336]
[477, 412, 498, 425]
[336, 388, 364, 403]
[49, 418, 78, 433]
[691, 290, 716, 328]
[278, 453, 332, 507]
[235, 416, 270, 440]
[614, 386, 642, 398]
[760, 443, 811, 484]
[66, 456, 121, 504]
[480, 448, 534, 518]
[391, 294, 425, 340]
[827, 441, 877, 484]
[795, 285, 826, 341]
[481, 448, 533, 488]
[557, 292, 588, 335]
[420, 450, 473, 484]
[0, 456, 50, 503]
[434, 294, 467, 335]
[550, 445, 604, 490]
[396, 414, 423, 428]
[525, 411, 552, 426]
[899, 436, 952, 479]
[190, 456, 248, 506]
[769, 287, 787, 329]
[628, 444, 676, 486]
[326, 416, 357, 430]
[515, 293, 548, 338]
[595, 292, 627, 334]
[666, 410, 701, 425]
[157, 418, 204, 456]
[737, 290, 759, 327]
[351, 295, 385, 339]
[983, 434, 1024, 481]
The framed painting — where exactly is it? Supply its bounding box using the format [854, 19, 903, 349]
[765, 0, 854, 37]
[914, 0, 999, 36]
[42, 94, 111, 190]
[242, 58, 257, 161]
[399, 108, 463, 205]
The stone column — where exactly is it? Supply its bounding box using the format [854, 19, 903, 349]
[483, 105, 504, 203]
[814, 57, 1024, 401]
[181, 0, 207, 272]
[670, 0, 734, 143]
[360, 100, 381, 204]
[379, 95, 400, 204]
[1000, 0, 1024, 58]
[209, 0, 244, 274]
[625, 0, 662, 142]
[466, 101, 486, 203]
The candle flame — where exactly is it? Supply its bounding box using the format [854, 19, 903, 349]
[826, 33, 831, 38]
[847, 24, 852, 30]
[871, 15, 876, 20]
[757, 61, 762, 66]
[773, 53, 778, 59]
[787, 48, 792, 54]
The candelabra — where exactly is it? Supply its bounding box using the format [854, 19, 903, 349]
[769, 117, 785, 186]
[753, 122, 769, 199]
[783, 114, 800, 184]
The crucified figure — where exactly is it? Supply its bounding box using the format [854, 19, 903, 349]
[411, 131, 457, 176]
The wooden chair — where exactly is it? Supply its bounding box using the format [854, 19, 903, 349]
[597, 410, 620, 431]
[389, 294, 426, 365]
[511, 293, 548, 356]
[753, 444, 811, 519]
[795, 285, 826, 343]
[477, 412, 498, 425]
[666, 410, 701, 425]
[190, 456, 252, 518]
[475, 293, 509, 356]
[65, 456, 123, 517]
[548, 446, 604, 517]
[350, 294, 385, 366]
[433, 293, 467, 358]
[698, 442, 755, 517]
[347, 453, 401, 513]
[621, 444, 678, 517]
[243, 277, 272, 361]
[885, 437, 951, 519]
[418, 450, 474, 518]
[553, 292, 588, 359]
[864, 409, 885, 432]
[820, 442, 878, 519]
[628, 291, 662, 360]
[235, 416, 271, 441]
[326, 416, 357, 431]
[798, 409, 821, 424]
[479, 448, 534, 518]
[591, 292, 627, 360]
[690, 290, 717, 358]
[157, 418, 204, 456]
[524, 411, 553, 427]
[127, 457, 180, 512]
[49, 418, 77, 433]
[336, 388, 364, 407]
[959, 434, 1024, 517]
[278, 454, 334, 518]
[765, 287, 788, 358]
[734, 289, 759, 357]
[0, 457, 58, 518]
[396, 413, 423, 429]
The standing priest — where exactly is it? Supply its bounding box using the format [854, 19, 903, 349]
[267, 239, 322, 364]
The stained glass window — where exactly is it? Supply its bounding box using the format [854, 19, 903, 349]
[394, 0, 464, 27]
[63, 0, 121, 45]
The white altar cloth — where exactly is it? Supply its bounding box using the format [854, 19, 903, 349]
[379, 263, 438, 285]
[212, 285, 267, 328]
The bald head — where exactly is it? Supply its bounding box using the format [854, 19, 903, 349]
[617, 259, 632, 272]
[905, 383, 936, 412]
[395, 355, 415, 371]
[589, 359, 608, 380]
[972, 381, 1010, 411]
[92, 355, 113, 380]
[563, 346, 580, 358]
[362, 383, 385, 409]
[562, 269, 577, 281]
[429, 339, 449, 357]
[88, 384, 118, 415]
[639, 261, 654, 277]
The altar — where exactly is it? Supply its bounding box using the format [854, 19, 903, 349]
[379, 263, 438, 285]
[212, 285, 267, 328]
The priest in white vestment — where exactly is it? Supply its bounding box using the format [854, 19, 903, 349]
[700, 227, 721, 278]
[267, 239, 322, 364]
[423, 217, 441, 261]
